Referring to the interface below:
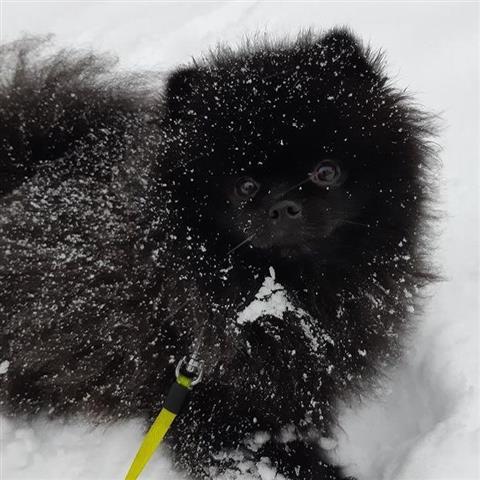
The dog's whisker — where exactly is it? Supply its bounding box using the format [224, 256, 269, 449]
[276, 176, 311, 199]
[342, 220, 371, 228]
[226, 233, 256, 256]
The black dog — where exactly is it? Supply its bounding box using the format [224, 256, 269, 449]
[0, 30, 436, 479]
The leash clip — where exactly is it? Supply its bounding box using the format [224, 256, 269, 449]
[175, 356, 203, 386]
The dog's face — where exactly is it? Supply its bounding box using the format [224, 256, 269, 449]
[218, 153, 365, 258]
[162, 31, 418, 263]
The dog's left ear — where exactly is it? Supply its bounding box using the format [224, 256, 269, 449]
[317, 28, 376, 78]
[164, 67, 205, 123]
[321, 29, 363, 54]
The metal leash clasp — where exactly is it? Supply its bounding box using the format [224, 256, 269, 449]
[175, 355, 203, 386]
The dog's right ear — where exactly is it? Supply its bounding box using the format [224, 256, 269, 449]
[164, 67, 204, 123]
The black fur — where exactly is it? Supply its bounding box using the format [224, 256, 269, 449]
[0, 36, 157, 194]
[0, 30, 437, 479]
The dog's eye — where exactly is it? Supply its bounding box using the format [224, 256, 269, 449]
[310, 160, 342, 187]
[235, 177, 259, 199]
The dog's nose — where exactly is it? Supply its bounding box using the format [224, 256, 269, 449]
[269, 200, 302, 220]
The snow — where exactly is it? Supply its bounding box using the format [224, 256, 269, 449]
[0, 416, 180, 479]
[236, 267, 298, 325]
[236, 267, 325, 356]
[1, 2, 478, 480]
[0, 360, 10, 375]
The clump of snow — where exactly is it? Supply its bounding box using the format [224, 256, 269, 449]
[211, 446, 286, 480]
[236, 267, 297, 325]
[236, 268, 323, 355]
[0, 360, 10, 374]
[277, 424, 297, 444]
[210, 435, 278, 479]
[244, 431, 271, 452]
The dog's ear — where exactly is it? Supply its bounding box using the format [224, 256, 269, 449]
[318, 28, 376, 78]
[321, 29, 363, 56]
[164, 67, 205, 123]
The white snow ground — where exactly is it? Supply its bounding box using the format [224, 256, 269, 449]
[1, 2, 478, 479]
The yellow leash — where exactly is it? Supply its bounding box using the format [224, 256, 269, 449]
[125, 358, 202, 480]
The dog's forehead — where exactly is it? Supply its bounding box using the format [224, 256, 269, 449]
[201, 63, 358, 147]
[207, 57, 320, 115]
[188, 49, 377, 178]
[211, 138, 319, 180]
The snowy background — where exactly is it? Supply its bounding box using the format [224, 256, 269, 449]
[0, 1, 478, 479]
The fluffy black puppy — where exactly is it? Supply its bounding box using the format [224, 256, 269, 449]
[0, 30, 436, 479]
